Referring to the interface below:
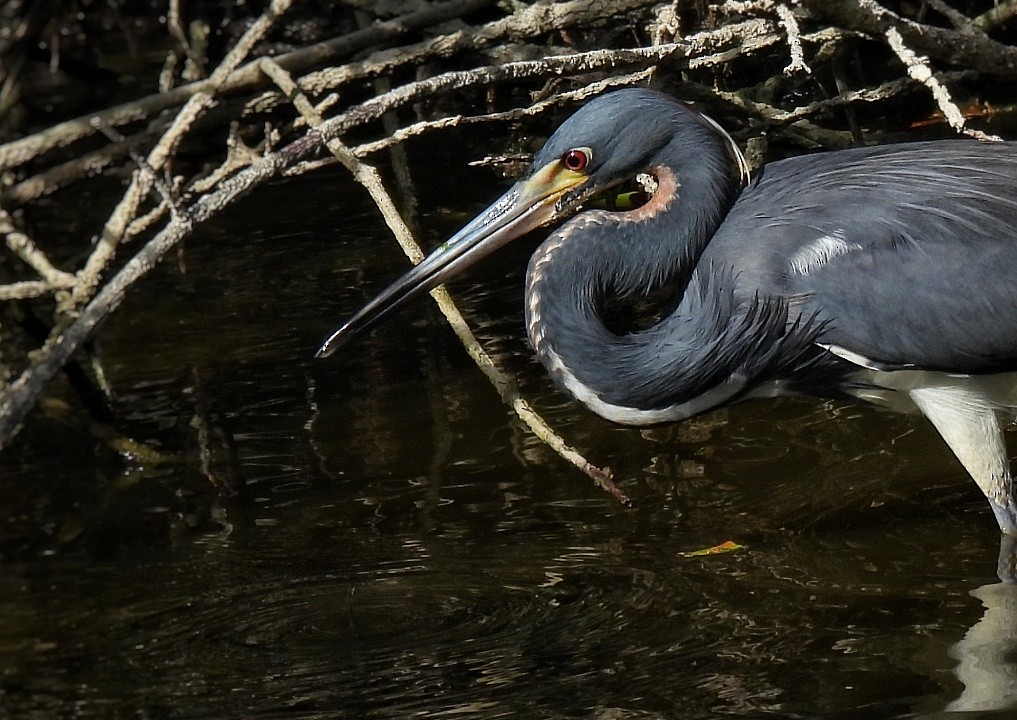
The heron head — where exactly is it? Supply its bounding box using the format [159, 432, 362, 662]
[317, 88, 744, 357]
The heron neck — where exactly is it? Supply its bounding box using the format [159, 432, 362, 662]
[524, 165, 816, 425]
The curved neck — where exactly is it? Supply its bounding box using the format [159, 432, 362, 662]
[524, 163, 815, 425]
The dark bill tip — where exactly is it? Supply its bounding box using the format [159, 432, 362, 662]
[315, 165, 589, 359]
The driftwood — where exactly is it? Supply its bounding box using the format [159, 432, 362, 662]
[1, 0, 1015, 496]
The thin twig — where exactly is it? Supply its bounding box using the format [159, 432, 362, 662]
[258, 57, 628, 504]
[278, 0, 669, 103]
[0, 13, 774, 207]
[922, 0, 982, 33]
[0, 280, 70, 301]
[972, 0, 1017, 31]
[315, 26, 780, 145]
[0, 0, 497, 173]
[350, 70, 656, 159]
[776, 4, 812, 74]
[0, 208, 75, 287]
[62, 0, 295, 316]
[884, 26, 1000, 142]
[0, 0, 296, 443]
[805, 0, 1017, 77]
[1, 126, 164, 207]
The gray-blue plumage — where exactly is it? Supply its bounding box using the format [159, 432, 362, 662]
[711, 143, 1017, 373]
[319, 87, 1017, 534]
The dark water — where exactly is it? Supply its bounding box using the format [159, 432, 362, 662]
[3, 153, 1017, 719]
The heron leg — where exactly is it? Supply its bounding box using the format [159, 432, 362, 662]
[909, 384, 1017, 534]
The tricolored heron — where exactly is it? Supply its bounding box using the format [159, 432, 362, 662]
[318, 87, 1017, 534]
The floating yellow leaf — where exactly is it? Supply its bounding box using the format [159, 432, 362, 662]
[680, 540, 745, 557]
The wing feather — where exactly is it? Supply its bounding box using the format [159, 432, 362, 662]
[708, 141, 1017, 373]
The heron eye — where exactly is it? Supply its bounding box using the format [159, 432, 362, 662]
[562, 148, 590, 172]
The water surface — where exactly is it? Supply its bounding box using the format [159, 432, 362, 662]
[2, 144, 1016, 719]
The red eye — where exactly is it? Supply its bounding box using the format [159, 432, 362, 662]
[562, 148, 589, 172]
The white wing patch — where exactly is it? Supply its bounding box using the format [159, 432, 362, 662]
[817, 343, 883, 371]
[788, 231, 862, 276]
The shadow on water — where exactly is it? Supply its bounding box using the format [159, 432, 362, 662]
[3, 152, 1017, 718]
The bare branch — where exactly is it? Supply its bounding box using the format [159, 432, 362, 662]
[0, 208, 75, 288]
[884, 26, 1001, 142]
[260, 57, 626, 501]
[0, 0, 497, 173]
[805, 0, 1017, 77]
[972, 0, 1017, 31]
[776, 4, 812, 75]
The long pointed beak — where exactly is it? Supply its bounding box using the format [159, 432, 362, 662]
[316, 163, 589, 358]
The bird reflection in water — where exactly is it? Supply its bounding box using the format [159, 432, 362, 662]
[946, 579, 1017, 715]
